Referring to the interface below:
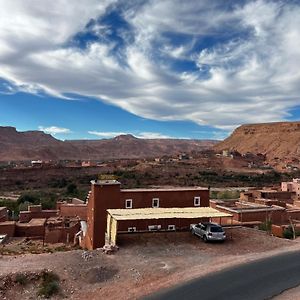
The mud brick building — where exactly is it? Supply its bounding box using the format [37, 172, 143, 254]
[281, 178, 300, 199]
[84, 180, 210, 249]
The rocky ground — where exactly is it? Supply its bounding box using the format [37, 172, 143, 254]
[0, 227, 299, 299]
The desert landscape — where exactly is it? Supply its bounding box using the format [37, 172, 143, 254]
[2, 1, 300, 298]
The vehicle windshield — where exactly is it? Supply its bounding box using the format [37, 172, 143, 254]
[210, 226, 224, 232]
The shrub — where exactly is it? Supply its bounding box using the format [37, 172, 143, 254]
[38, 271, 60, 298]
[17, 194, 39, 205]
[15, 274, 28, 285]
[66, 183, 78, 195]
[259, 219, 272, 232]
[283, 226, 294, 239]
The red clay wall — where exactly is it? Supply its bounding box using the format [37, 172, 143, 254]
[0, 221, 16, 237]
[59, 204, 87, 220]
[85, 181, 210, 249]
[45, 223, 80, 244]
[120, 189, 209, 209]
[216, 205, 285, 223]
[19, 210, 58, 223]
[117, 217, 209, 232]
[16, 222, 45, 237]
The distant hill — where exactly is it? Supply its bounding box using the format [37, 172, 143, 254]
[0, 127, 217, 161]
[214, 121, 300, 162]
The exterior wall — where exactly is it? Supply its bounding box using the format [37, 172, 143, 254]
[0, 221, 16, 237]
[285, 210, 300, 222]
[261, 191, 294, 201]
[15, 220, 46, 237]
[45, 223, 80, 244]
[216, 205, 285, 224]
[85, 180, 210, 249]
[59, 204, 87, 221]
[120, 190, 209, 209]
[86, 182, 121, 249]
[117, 217, 209, 232]
[281, 179, 300, 199]
[0, 207, 8, 222]
[19, 209, 58, 223]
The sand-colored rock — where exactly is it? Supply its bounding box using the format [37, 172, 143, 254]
[214, 121, 300, 162]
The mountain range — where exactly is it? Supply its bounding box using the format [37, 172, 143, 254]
[0, 127, 217, 161]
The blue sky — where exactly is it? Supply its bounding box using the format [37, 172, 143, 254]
[0, 0, 300, 140]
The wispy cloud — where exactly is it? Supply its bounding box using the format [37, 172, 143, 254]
[0, 1, 300, 130]
[39, 126, 71, 135]
[88, 131, 128, 138]
[135, 132, 174, 139]
[88, 130, 183, 139]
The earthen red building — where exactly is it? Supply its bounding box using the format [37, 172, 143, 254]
[84, 180, 210, 249]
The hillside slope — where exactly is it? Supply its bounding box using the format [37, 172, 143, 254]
[0, 127, 217, 161]
[214, 121, 300, 162]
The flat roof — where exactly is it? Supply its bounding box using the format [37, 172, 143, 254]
[121, 187, 208, 192]
[91, 180, 121, 185]
[107, 207, 232, 221]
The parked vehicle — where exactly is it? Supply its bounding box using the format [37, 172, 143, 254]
[191, 222, 226, 242]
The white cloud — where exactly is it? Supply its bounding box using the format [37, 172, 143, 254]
[88, 130, 182, 139]
[0, 0, 300, 130]
[135, 132, 173, 139]
[88, 131, 128, 138]
[39, 126, 71, 135]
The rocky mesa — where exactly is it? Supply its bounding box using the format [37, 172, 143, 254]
[214, 121, 300, 163]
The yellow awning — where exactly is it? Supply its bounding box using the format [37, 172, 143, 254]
[107, 207, 232, 221]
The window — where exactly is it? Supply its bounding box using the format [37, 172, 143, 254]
[194, 196, 201, 206]
[168, 225, 176, 231]
[148, 225, 161, 231]
[152, 198, 159, 208]
[128, 227, 136, 232]
[125, 199, 132, 209]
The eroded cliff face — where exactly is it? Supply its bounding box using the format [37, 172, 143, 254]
[214, 121, 300, 161]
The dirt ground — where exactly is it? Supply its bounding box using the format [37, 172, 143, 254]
[0, 227, 299, 300]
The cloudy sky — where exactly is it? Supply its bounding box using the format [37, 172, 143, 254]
[0, 0, 300, 140]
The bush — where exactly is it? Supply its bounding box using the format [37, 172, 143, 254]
[17, 194, 40, 205]
[38, 271, 60, 298]
[66, 183, 78, 195]
[283, 226, 294, 239]
[259, 219, 272, 232]
[15, 274, 28, 285]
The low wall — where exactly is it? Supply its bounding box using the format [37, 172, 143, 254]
[216, 205, 286, 223]
[19, 210, 58, 223]
[15, 219, 46, 237]
[0, 221, 16, 237]
[45, 223, 80, 243]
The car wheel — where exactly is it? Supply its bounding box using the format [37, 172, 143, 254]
[203, 235, 208, 243]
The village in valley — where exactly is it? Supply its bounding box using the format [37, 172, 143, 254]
[2, 123, 300, 298]
[2, 1, 300, 299]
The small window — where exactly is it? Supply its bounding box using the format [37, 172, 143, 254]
[125, 199, 132, 209]
[128, 227, 136, 232]
[168, 225, 176, 231]
[194, 196, 201, 206]
[152, 198, 159, 208]
[148, 225, 161, 231]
